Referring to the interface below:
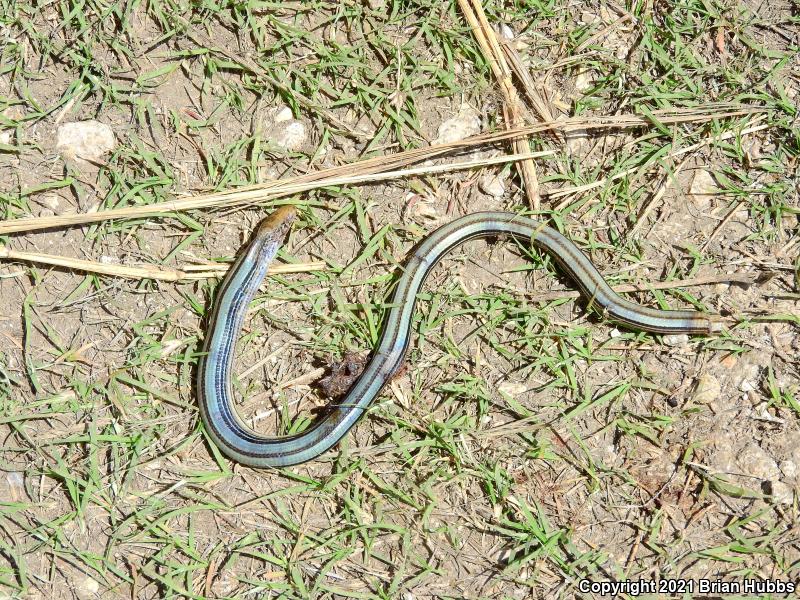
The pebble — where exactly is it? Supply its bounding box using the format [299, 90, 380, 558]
[786, 79, 798, 100]
[713, 282, 730, 294]
[739, 379, 756, 393]
[56, 120, 116, 164]
[691, 374, 721, 404]
[212, 571, 238, 596]
[41, 194, 61, 211]
[480, 173, 505, 198]
[263, 104, 308, 151]
[752, 402, 783, 423]
[779, 459, 797, 480]
[497, 545, 514, 563]
[565, 128, 589, 155]
[273, 105, 294, 123]
[737, 442, 781, 482]
[580, 11, 601, 24]
[269, 119, 307, 151]
[75, 576, 100, 599]
[574, 69, 594, 94]
[433, 105, 481, 144]
[689, 170, 718, 208]
[498, 381, 527, 397]
[499, 24, 514, 40]
[404, 192, 439, 221]
[662, 333, 689, 346]
[2, 106, 24, 120]
[158, 338, 185, 359]
[769, 481, 795, 505]
[726, 360, 760, 391]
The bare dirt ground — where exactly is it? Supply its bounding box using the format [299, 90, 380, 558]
[0, 1, 798, 598]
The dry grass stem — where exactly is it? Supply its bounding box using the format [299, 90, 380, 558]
[0, 245, 325, 281]
[550, 120, 769, 207]
[0, 105, 757, 237]
[458, 0, 542, 208]
[500, 41, 556, 125]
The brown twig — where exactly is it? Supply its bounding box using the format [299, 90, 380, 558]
[457, 0, 541, 208]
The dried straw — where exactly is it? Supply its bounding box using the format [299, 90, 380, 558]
[458, 0, 542, 208]
[0, 245, 326, 281]
[0, 105, 757, 237]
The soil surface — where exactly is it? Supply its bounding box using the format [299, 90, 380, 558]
[0, 1, 798, 598]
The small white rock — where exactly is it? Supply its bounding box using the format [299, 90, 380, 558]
[784, 83, 797, 102]
[159, 338, 185, 359]
[739, 379, 756, 393]
[662, 334, 689, 346]
[498, 381, 527, 397]
[499, 24, 514, 40]
[0, 130, 11, 145]
[496, 545, 514, 563]
[713, 282, 730, 294]
[41, 194, 61, 211]
[770, 481, 795, 505]
[213, 571, 238, 596]
[737, 442, 781, 482]
[76, 576, 100, 599]
[692, 374, 721, 404]
[434, 105, 481, 144]
[565, 128, 589, 155]
[779, 459, 797, 480]
[574, 69, 594, 93]
[580, 11, 601, 24]
[84, 578, 99, 594]
[269, 120, 307, 151]
[273, 105, 294, 123]
[411, 201, 439, 221]
[480, 173, 505, 198]
[2, 105, 24, 121]
[752, 402, 784, 424]
[56, 120, 116, 164]
[689, 170, 718, 201]
[609, 328, 621, 338]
